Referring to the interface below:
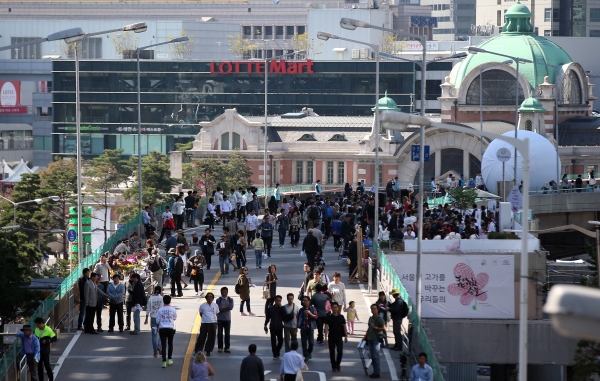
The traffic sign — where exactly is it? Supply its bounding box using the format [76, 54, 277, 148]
[496, 148, 512, 162]
[411, 145, 430, 162]
[67, 229, 77, 243]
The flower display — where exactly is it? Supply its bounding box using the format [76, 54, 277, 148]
[447, 262, 489, 310]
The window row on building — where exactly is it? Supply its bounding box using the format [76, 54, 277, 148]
[242, 25, 306, 40]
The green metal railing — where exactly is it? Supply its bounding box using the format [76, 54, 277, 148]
[256, 184, 317, 197]
[379, 250, 445, 381]
[0, 203, 173, 380]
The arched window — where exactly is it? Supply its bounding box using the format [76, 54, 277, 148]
[560, 70, 582, 105]
[220, 132, 242, 150]
[466, 69, 525, 105]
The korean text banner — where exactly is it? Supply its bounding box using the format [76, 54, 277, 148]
[387, 254, 514, 318]
[0, 81, 26, 114]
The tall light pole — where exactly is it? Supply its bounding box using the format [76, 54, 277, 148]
[468, 47, 533, 184]
[341, 16, 428, 316]
[136, 37, 189, 213]
[317, 31, 381, 259]
[67, 22, 147, 264]
[590, 221, 600, 287]
[479, 60, 514, 161]
[0, 27, 84, 53]
[0, 195, 60, 225]
[381, 110, 530, 381]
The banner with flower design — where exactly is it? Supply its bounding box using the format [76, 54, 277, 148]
[387, 254, 514, 318]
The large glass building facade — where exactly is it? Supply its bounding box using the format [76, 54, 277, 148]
[52, 60, 451, 157]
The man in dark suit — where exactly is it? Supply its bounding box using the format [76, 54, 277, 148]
[240, 343, 264, 381]
[302, 230, 321, 271]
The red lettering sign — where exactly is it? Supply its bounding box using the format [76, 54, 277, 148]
[211, 60, 315, 75]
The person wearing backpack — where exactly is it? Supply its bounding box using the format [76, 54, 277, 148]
[167, 248, 184, 298]
[216, 287, 234, 353]
[388, 288, 409, 351]
[306, 201, 321, 232]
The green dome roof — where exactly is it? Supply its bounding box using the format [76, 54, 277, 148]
[372, 91, 399, 111]
[452, 2, 571, 91]
[519, 96, 546, 112]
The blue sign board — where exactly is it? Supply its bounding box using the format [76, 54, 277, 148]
[411, 145, 430, 162]
[67, 229, 77, 243]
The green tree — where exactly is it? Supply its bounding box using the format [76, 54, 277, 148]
[224, 149, 253, 191]
[168, 30, 194, 59]
[574, 243, 600, 381]
[182, 159, 227, 197]
[110, 31, 139, 58]
[85, 164, 119, 242]
[379, 32, 407, 55]
[227, 34, 259, 59]
[447, 187, 477, 212]
[0, 231, 42, 323]
[88, 149, 132, 188]
[0, 174, 53, 233]
[38, 157, 78, 258]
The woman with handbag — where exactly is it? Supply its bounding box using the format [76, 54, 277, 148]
[188, 250, 207, 297]
[237, 267, 254, 316]
[264, 265, 278, 315]
[289, 211, 301, 248]
[235, 230, 248, 269]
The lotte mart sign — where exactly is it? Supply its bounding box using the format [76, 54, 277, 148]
[210, 59, 315, 75]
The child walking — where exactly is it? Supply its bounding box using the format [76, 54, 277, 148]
[346, 300, 359, 334]
[253, 233, 265, 269]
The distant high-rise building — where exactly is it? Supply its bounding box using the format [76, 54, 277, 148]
[420, 0, 476, 40]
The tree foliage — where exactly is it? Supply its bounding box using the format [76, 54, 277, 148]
[447, 187, 477, 212]
[85, 164, 119, 242]
[182, 150, 252, 197]
[0, 231, 43, 323]
[0, 174, 52, 233]
[88, 149, 131, 188]
[574, 243, 600, 381]
[110, 31, 139, 58]
[168, 30, 194, 59]
[379, 32, 407, 55]
[227, 34, 259, 59]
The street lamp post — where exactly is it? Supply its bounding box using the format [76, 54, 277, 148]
[381, 110, 531, 381]
[468, 47, 533, 184]
[136, 37, 189, 213]
[317, 31, 381, 270]
[0, 27, 85, 53]
[479, 60, 514, 161]
[589, 221, 600, 287]
[67, 22, 147, 265]
[0, 195, 60, 225]
[340, 16, 428, 316]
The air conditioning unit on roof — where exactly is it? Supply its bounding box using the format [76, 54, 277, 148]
[351, 49, 360, 59]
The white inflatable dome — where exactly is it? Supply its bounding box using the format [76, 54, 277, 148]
[481, 130, 561, 195]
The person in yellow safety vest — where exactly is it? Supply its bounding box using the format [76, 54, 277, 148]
[34, 317, 57, 381]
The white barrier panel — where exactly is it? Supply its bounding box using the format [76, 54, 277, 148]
[404, 238, 539, 252]
[387, 254, 515, 318]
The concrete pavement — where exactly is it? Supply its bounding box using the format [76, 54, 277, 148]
[52, 222, 402, 381]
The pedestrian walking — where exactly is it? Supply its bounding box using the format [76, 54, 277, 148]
[84, 272, 100, 334]
[93, 254, 111, 294]
[94, 276, 107, 332]
[310, 283, 331, 346]
[282, 293, 299, 353]
[195, 292, 219, 356]
[156, 295, 177, 368]
[200, 228, 216, 271]
[216, 287, 234, 353]
[206, 198, 216, 229]
[217, 234, 230, 277]
[173, 196, 185, 231]
[240, 344, 265, 381]
[297, 296, 317, 362]
[167, 248, 184, 297]
[302, 230, 320, 271]
[259, 215, 274, 257]
[389, 288, 410, 351]
[147, 242, 164, 293]
[346, 301, 359, 335]
[264, 264, 278, 315]
[280, 341, 307, 381]
[324, 302, 348, 372]
[34, 317, 56, 381]
[276, 209, 289, 248]
[253, 233, 264, 269]
[220, 195, 233, 227]
[74, 268, 90, 330]
[235, 230, 248, 269]
[145, 286, 164, 357]
[15, 325, 40, 381]
[289, 211, 301, 248]
[364, 304, 386, 378]
[264, 295, 285, 360]
[245, 208, 259, 245]
[237, 267, 255, 316]
[130, 273, 146, 335]
[410, 352, 434, 381]
[189, 351, 215, 381]
[188, 250, 207, 296]
[328, 272, 347, 312]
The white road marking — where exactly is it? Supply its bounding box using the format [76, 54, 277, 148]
[53, 330, 81, 380]
[359, 284, 399, 381]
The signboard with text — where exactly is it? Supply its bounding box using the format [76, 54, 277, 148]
[387, 254, 515, 318]
[210, 59, 315, 75]
[402, 42, 439, 51]
[0, 81, 26, 114]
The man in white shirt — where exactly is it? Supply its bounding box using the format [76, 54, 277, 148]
[145, 286, 164, 357]
[156, 295, 177, 367]
[475, 172, 485, 190]
[93, 255, 112, 294]
[220, 195, 233, 228]
[194, 292, 220, 356]
[404, 211, 417, 227]
[280, 341, 306, 381]
[245, 209, 259, 244]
